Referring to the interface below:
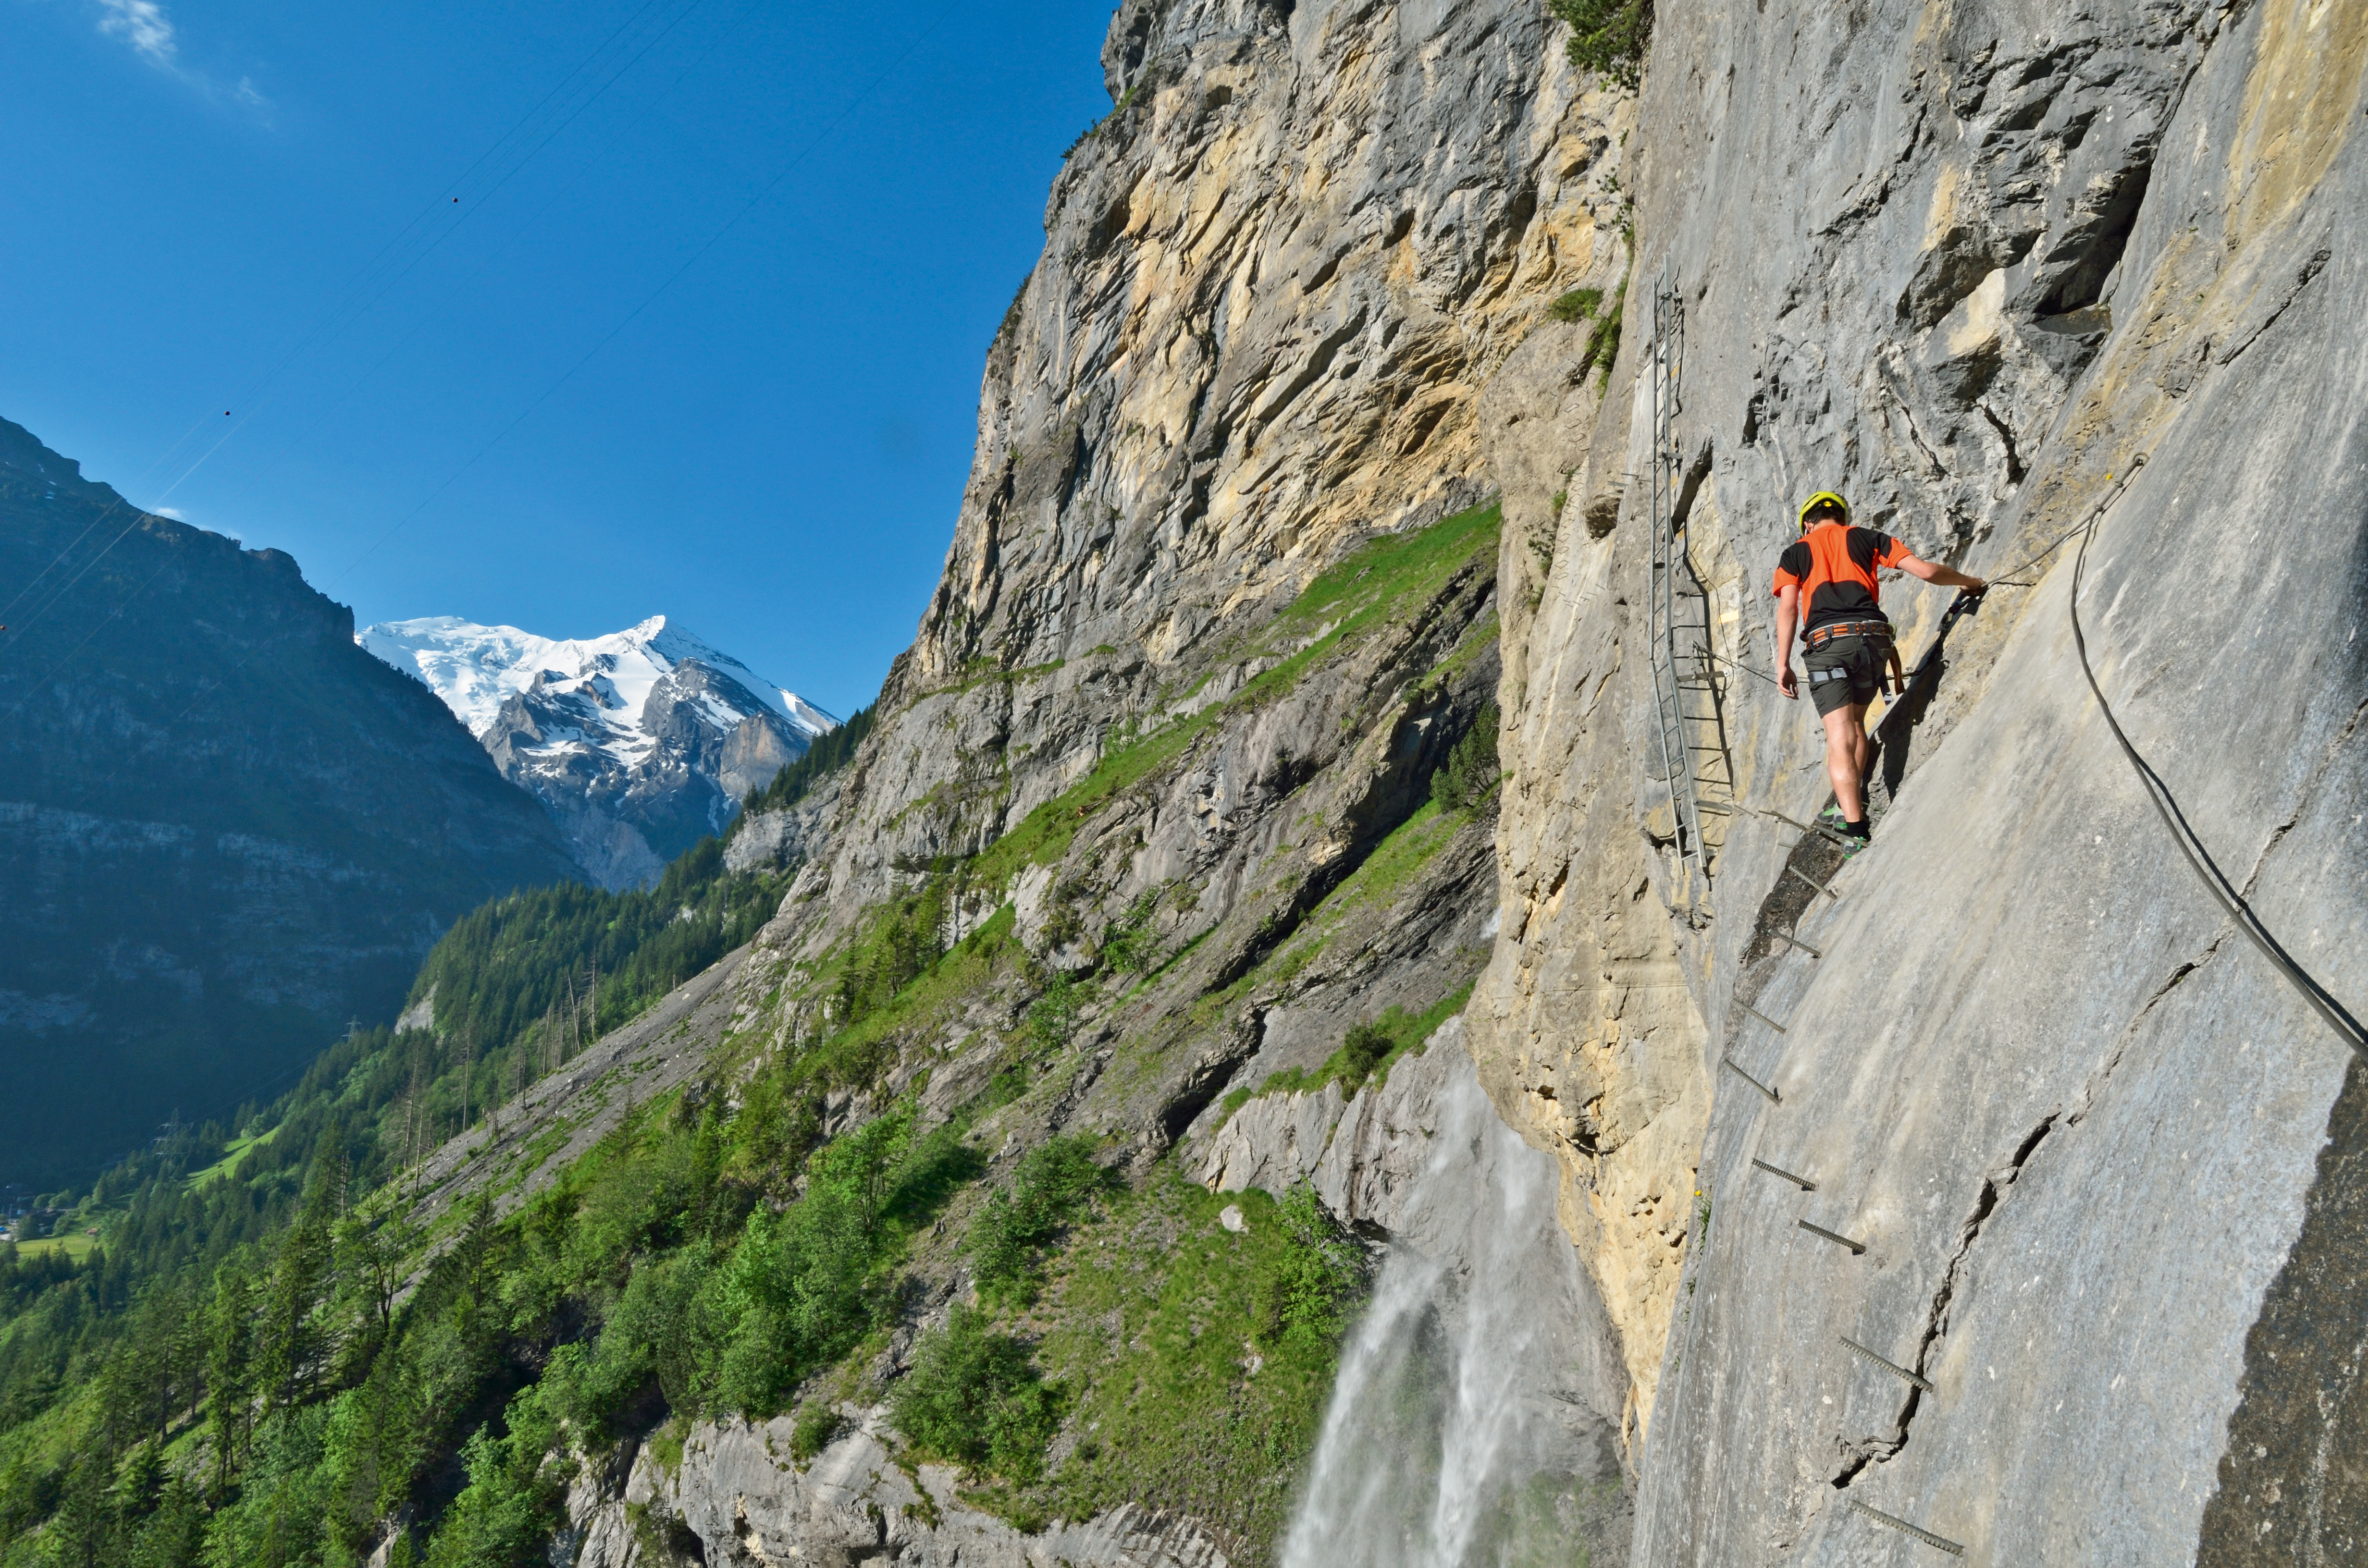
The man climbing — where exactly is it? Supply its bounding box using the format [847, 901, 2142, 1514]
[1773, 491, 1985, 847]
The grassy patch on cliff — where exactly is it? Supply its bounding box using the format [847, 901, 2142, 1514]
[1222, 982, 1475, 1123]
[806, 895, 1021, 1084]
[966, 1168, 1363, 1558]
[970, 501, 1501, 885]
[1186, 795, 1477, 1038]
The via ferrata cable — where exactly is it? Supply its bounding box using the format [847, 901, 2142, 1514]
[2067, 469, 2366, 1060]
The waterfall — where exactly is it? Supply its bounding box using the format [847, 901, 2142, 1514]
[1279, 1052, 1631, 1568]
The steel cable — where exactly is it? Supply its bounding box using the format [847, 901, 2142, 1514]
[2068, 477, 2366, 1060]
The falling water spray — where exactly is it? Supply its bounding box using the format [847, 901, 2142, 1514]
[1279, 1052, 1630, 1567]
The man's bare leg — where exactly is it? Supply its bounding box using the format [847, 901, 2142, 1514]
[1820, 702, 1872, 823]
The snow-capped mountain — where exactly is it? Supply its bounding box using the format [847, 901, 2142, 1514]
[358, 615, 836, 889]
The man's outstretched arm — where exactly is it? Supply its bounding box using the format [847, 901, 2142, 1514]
[1897, 552, 1987, 593]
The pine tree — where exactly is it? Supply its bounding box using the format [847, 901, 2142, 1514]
[206, 1259, 256, 1483]
[257, 1146, 344, 1410]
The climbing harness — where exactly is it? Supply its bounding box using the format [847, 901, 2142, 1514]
[1802, 617, 1893, 650]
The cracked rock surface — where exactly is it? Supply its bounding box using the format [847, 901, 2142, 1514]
[1456, 0, 2366, 1561]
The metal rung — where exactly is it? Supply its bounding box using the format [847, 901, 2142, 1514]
[1720, 1057, 1778, 1102]
[1741, 1001, 1789, 1034]
[1751, 1157, 1814, 1189]
[1771, 929, 1822, 958]
[1799, 1220, 1867, 1255]
[1843, 1497, 1964, 1556]
[1696, 800, 1735, 814]
[1841, 1336, 1936, 1393]
[1788, 866, 1839, 901]
[1771, 807, 1854, 850]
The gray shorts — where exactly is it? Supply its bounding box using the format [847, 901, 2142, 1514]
[1804, 634, 1892, 716]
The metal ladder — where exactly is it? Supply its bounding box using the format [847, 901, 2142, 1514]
[1645, 272, 1729, 898]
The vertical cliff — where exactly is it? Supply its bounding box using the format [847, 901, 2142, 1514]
[766, 0, 1631, 952]
[1469, 0, 2366, 1559]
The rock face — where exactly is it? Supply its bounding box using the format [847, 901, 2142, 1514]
[564, 1413, 1233, 1568]
[0, 418, 579, 1189]
[710, 0, 1635, 1280]
[360, 616, 835, 889]
[755, 0, 1630, 950]
[1463, 0, 2368, 1560]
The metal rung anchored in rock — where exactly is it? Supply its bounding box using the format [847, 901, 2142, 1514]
[1841, 1335, 1936, 1393]
[1720, 1057, 1778, 1102]
[1798, 1219, 1867, 1255]
[1844, 1495, 1964, 1556]
[1788, 864, 1840, 901]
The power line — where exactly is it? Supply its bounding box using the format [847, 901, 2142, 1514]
[331, 0, 961, 581]
[0, 0, 702, 645]
[148, 0, 717, 507]
[43, 2, 958, 776]
[0, 0, 739, 713]
[235, 0, 767, 506]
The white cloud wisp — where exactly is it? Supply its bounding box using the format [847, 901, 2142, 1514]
[96, 0, 176, 67]
[84, 0, 271, 116]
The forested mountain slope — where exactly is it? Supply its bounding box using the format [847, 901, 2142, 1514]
[0, 418, 578, 1192]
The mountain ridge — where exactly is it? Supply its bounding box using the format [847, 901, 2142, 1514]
[0, 415, 580, 1190]
[360, 613, 836, 890]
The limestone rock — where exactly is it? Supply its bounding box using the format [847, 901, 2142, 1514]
[1467, 0, 2368, 1558]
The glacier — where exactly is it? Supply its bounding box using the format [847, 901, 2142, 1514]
[358, 614, 836, 890]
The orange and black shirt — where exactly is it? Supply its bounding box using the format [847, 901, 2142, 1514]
[1772, 522, 1912, 632]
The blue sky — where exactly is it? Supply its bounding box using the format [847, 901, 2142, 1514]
[0, 0, 1114, 716]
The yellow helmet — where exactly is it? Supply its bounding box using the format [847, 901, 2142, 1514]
[1797, 491, 1850, 531]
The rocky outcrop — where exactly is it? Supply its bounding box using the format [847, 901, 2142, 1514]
[1465, 0, 2368, 1559]
[1202, 1017, 1480, 1237]
[0, 418, 578, 1189]
[564, 1413, 1231, 1568]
